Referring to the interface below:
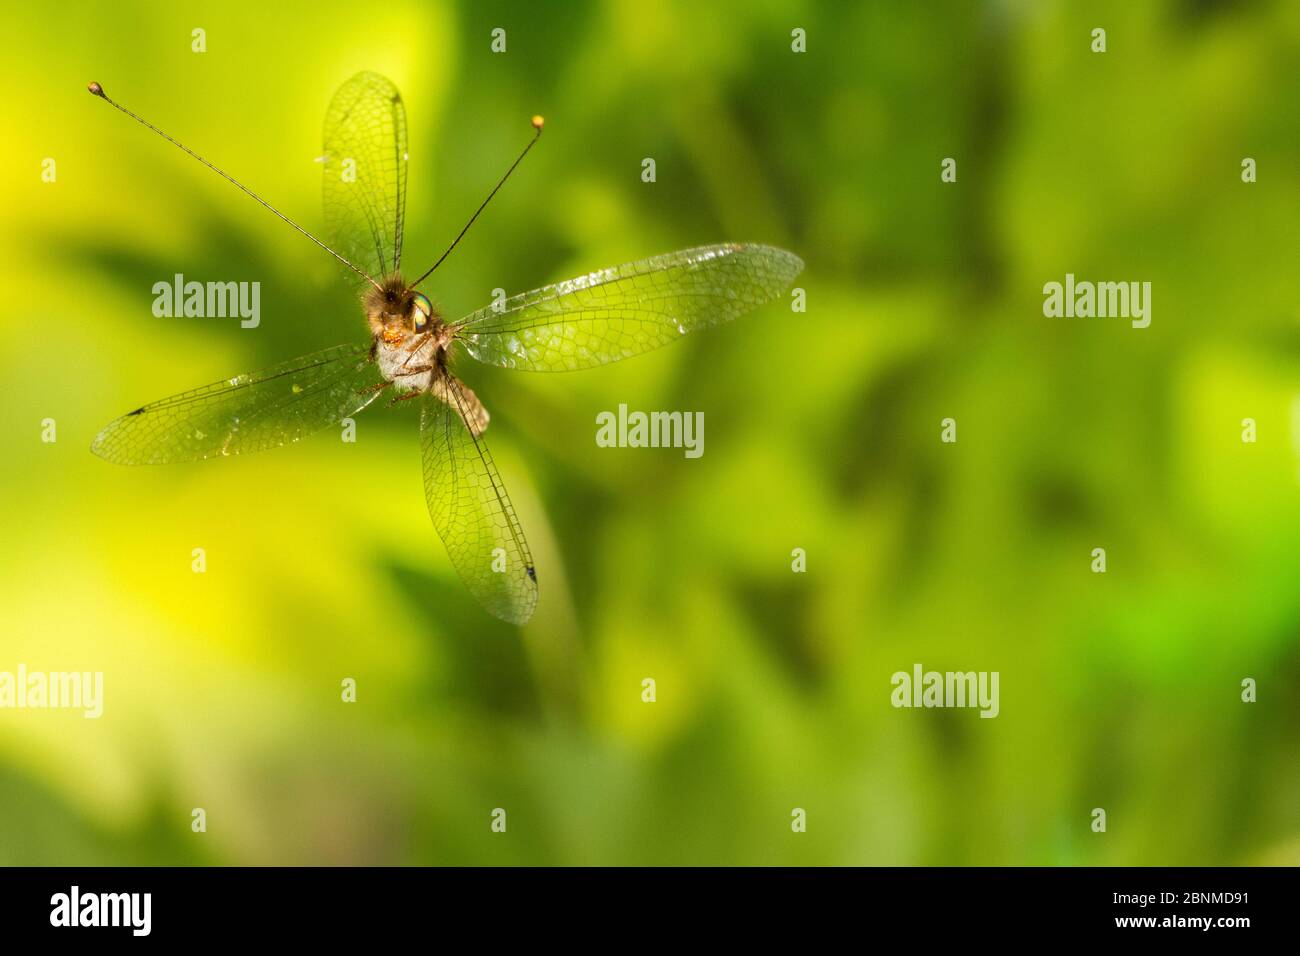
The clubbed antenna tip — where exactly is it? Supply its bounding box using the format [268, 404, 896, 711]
[81, 77, 382, 290]
[408, 111, 547, 289]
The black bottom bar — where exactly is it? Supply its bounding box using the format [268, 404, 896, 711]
[0, 866, 1287, 942]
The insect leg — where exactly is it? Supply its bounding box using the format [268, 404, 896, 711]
[356, 379, 394, 398]
[388, 389, 428, 406]
[393, 364, 435, 378]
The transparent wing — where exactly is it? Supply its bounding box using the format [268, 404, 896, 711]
[453, 243, 803, 372]
[420, 379, 538, 625]
[92, 343, 384, 464]
[321, 71, 409, 282]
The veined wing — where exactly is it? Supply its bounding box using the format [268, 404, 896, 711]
[321, 71, 409, 282]
[420, 379, 538, 625]
[92, 343, 384, 464]
[453, 243, 803, 372]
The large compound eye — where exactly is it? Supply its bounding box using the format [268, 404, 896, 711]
[412, 292, 433, 330]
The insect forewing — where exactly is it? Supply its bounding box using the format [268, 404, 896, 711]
[321, 71, 409, 282]
[92, 344, 384, 464]
[453, 243, 803, 371]
[420, 381, 538, 625]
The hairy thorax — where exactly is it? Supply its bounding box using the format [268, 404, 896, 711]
[365, 274, 453, 393]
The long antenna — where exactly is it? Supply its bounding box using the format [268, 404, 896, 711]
[409, 116, 544, 290]
[86, 81, 383, 292]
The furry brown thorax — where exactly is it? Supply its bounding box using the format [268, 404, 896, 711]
[364, 274, 441, 342]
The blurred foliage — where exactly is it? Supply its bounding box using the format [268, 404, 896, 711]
[0, 0, 1298, 865]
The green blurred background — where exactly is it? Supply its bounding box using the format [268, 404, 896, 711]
[1, 0, 1298, 865]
